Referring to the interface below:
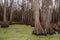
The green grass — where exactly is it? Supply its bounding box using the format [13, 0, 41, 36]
[0, 24, 60, 40]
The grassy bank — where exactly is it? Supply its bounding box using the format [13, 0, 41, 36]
[0, 24, 60, 40]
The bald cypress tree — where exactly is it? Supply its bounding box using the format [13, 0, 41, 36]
[31, 0, 45, 35]
[1, 0, 9, 27]
[10, 0, 14, 24]
[42, 0, 55, 34]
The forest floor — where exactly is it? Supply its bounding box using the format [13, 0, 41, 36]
[0, 24, 60, 40]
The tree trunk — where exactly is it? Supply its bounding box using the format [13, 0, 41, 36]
[42, 0, 55, 34]
[10, 0, 14, 24]
[4, 0, 7, 22]
[57, 1, 60, 33]
[1, 0, 9, 28]
[31, 0, 45, 35]
[10, 8, 13, 24]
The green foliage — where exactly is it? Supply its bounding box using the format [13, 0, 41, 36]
[0, 25, 60, 40]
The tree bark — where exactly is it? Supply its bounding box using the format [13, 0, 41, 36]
[32, 0, 45, 35]
[42, 0, 55, 34]
[10, 0, 14, 24]
[4, 0, 7, 22]
[57, 1, 60, 33]
[1, 0, 9, 28]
